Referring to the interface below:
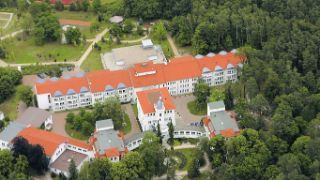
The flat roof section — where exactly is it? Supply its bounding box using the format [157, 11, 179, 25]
[102, 44, 166, 71]
[209, 111, 239, 135]
[49, 150, 88, 173]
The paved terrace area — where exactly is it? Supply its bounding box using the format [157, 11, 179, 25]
[173, 95, 204, 126]
[49, 150, 87, 172]
[102, 44, 166, 70]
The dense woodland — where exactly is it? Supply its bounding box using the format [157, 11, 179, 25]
[1, 0, 320, 179]
[122, 0, 320, 179]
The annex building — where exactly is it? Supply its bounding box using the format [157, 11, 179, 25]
[35, 50, 244, 112]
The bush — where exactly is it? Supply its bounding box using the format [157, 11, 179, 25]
[175, 151, 187, 169]
[21, 64, 75, 77]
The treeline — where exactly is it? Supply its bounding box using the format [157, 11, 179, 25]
[123, 0, 192, 20]
[0, 68, 22, 103]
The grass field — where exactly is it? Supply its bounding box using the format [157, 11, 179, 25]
[0, 85, 22, 120]
[3, 38, 89, 64]
[187, 100, 207, 115]
[54, 11, 97, 21]
[176, 148, 198, 171]
[121, 113, 132, 135]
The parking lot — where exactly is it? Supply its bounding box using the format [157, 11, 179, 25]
[172, 95, 204, 126]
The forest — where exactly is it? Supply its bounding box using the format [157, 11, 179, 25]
[122, 0, 320, 179]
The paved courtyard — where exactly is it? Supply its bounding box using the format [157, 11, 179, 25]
[52, 111, 73, 138]
[122, 104, 142, 139]
[172, 95, 204, 126]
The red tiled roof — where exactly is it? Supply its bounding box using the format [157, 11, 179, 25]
[137, 88, 175, 113]
[35, 52, 244, 95]
[163, 56, 202, 82]
[18, 128, 90, 156]
[197, 53, 244, 72]
[86, 70, 132, 93]
[128, 65, 166, 88]
[133, 61, 156, 74]
[35, 77, 89, 96]
[105, 148, 120, 158]
[220, 128, 236, 138]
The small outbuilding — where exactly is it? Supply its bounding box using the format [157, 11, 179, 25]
[109, 16, 124, 24]
[16, 107, 53, 130]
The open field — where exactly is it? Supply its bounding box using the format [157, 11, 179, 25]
[3, 38, 89, 64]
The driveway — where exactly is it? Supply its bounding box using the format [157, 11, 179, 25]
[51, 111, 71, 137]
[121, 104, 141, 138]
[172, 95, 204, 126]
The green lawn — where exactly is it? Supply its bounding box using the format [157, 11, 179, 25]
[152, 38, 174, 59]
[0, 85, 22, 120]
[132, 104, 138, 118]
[65, 122, 89, 141]
[176, 148, 198, 171]
[54, 11, 96, 21]
[80, 48, 104, 71]
[3, 38, 89, 64]
[121, 113, 132, 135]
[187, 100, 207, 116]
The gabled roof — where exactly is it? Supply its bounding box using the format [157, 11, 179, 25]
[162, 57, 202, 82]
[35, 52, 244, 96]
[16, 107, 52, 128]
[137, 88, 175, 113]
[35, 76, 89, 96]
[86, 70, 132, 93]
[128, 64, 166, 88]
[0, 122, 26, 142]
[18, 128, 90, 156]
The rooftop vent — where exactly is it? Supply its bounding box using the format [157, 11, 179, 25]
[219, 51, 227, 55]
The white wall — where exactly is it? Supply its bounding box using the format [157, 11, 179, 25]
[0, 140, 9, 150]
[37, 93, 51, 110]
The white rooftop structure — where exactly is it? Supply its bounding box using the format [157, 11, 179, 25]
[101, 40, 166, 70]
[142, 39, 154, 49]
[109, 16, 124, 24]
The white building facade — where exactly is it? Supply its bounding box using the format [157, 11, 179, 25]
[35, 51, 244, 111]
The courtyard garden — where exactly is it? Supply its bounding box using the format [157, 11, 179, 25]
[64, 97, 132, 140]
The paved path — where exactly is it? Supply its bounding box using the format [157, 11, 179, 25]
[0, 29, 23, 41]
[0, 12, 14, 29]
[154, 144, 212, 180]
[122, 104, 142, 138]
[167, 34, 180, 57]
[75, 27, 109, 69]
[52, 111, 72, 138]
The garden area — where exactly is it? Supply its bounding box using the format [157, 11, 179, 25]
[64, 97, 132, 140]
[2, 38, 89, 64]
[172, 148, 205, 171]
[54, 10, 108, 39]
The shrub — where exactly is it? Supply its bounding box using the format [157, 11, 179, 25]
[175, 151, 187, 169]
